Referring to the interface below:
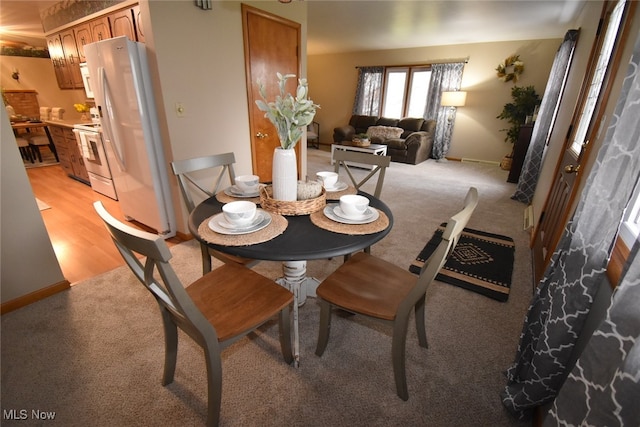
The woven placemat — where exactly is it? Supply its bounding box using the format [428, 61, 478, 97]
[215, 190, 261, 205]
[310, 207, 389, 235]
[198, 212, 288, 246]
[325, 185, 357, 201]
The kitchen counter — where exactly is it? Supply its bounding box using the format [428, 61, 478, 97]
[44, 119, 94, 129]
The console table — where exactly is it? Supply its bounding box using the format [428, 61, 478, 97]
[331, 143, 388, 170]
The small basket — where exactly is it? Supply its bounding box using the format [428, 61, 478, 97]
[260, 185, 326, 216]
[351, 138, 371, 147]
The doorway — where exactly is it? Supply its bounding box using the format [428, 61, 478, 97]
[242, 4, 301, 182]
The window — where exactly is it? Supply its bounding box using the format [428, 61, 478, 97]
[381, 66, 431, 119]
[569, 0, 626, 156]
[620, 178, 640, 248]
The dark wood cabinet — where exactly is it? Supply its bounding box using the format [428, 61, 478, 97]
[48, 125, 90, 184]
[46, 3, 144, 89]
[507, 124, 534, 183]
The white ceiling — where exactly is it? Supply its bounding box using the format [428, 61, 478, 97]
[0, 1, 588, 54]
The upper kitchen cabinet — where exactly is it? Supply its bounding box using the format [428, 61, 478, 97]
[108, 7, 138, 41]
[75, 17, 111, 62]
[46, 31, 83, 90]
[133, 5, 144, 43]
[44, 2, 144, 90]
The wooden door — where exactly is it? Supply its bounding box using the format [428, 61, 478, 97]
[531, 0, 635, 282]
[242, 4, 300, 182]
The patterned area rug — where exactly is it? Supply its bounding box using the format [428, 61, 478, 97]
[410, 224, 515, 302]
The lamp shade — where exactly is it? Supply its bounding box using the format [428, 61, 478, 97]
[441, 91, 467, 107]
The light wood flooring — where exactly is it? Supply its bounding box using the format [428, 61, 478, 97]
[26, 162, 184, 285]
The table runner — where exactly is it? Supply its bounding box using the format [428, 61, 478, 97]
[198, 212, 288, 246]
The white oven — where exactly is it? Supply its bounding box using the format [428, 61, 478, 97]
[73, 123, 117, 200]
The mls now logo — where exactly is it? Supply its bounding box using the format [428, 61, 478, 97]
[3, 409, 56, 420]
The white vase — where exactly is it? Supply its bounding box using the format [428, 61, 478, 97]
[272, 147, 298, 201]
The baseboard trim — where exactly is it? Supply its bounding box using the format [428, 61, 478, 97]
[1, 280, 70, 315]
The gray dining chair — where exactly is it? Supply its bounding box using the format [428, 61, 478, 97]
[333, 149, 391, 199]
[333, 149, 392, 259]
[315, 187, 478, 400]
[171, 153, 260, 274]
[93, 201, 293, 427]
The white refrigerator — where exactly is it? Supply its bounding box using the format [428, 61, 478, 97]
[84, 36, 177, 238]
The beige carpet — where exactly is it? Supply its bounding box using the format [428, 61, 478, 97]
[1, 150, 532, 426]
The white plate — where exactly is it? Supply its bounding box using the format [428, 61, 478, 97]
[324, 181, 348, 192]
[218, 211, 265, 230]
[334, 205, 376, 221]
[208, 210, 271, 234]
[323, 204, 379, 225]
[224, 185, 260, 198]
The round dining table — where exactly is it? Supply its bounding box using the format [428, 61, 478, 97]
[189, 191, 394, 366]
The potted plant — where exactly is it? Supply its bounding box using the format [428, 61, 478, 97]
[497, 85, 540, 169]
[256, 73, 319, 201]
[352, 133, 370, 146]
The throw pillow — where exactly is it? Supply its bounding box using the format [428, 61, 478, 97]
[366, 125, 404, 140]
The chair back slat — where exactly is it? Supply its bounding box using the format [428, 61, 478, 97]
[171, 153, 237, 213]
[93, 201, 218, 343]
[401, 187, 479, 311]
[333, 149, 391, 198]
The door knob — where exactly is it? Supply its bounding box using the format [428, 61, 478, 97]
[256, 132, 268, 139]
[564, 164, 581, 174]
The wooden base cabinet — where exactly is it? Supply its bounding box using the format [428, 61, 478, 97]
[48, 125, 90, 185]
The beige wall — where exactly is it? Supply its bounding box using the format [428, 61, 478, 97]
[143, 0, 308, 230]
[0, 56, 89, 122]
[308, 38, 561, 164]
[1, 109, 66, 303]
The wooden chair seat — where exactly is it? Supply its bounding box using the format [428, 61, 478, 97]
[316, 253, 416, 320]
[315, 188, 479, 401]
[186, 263, 292, 342]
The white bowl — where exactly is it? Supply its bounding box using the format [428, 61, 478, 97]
[339, 194, 369, 218]
[235, 174, 260, 193]
[316, 171, 339, 188]
[222, 201, 257, 227]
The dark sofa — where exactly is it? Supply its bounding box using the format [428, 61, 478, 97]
[333, 115, 436, 165]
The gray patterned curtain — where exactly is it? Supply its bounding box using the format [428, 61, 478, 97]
[501, 31, 640, 420]
[352, 66, 384, 116]
[425, 62, 465, 160]
[543, 32, 640, 425]
[512, 29, 580, 204]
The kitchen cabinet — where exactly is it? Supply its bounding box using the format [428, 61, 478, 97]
[46, 30, 83, 89]
[45, 34, 70, 90]
[60, 29, 84, 89]
[75, 17, 111, 62]
[108, 7, 137, 41]
[133, 5, 145, 42]
[48, 125, 90, 184]
[45, 3, 144, 89]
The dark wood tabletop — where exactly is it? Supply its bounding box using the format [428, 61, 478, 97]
[189, 192, 393, 262]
